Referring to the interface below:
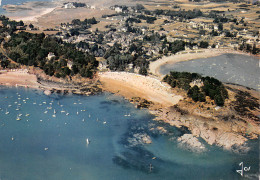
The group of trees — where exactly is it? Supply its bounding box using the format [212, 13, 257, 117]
[239, 43, 259, 54]
[163, 71, 228, 106]
[104, 42, 149, 75]
[71, 17, 98, 26]
[152, 9, 203, 20]
[4, 31, 98, 78]
[0, 53, 10, 68]
[0, 15, 25, 34]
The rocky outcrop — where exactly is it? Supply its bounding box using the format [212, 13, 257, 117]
[151, 105, 253, 151]
[127, 133, 152, 147]
[177, 134, 206, 153]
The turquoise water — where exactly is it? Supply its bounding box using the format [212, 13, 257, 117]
[160, 54, 259, 90]
[0, 86, 259, 180]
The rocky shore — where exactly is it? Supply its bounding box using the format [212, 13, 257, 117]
[1, 68, 259, 152]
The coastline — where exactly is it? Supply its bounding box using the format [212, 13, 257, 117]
[0, 51, 259, 151]
[10, 7, 57, 22]
[149, 48, 252, 78]
[99, 71, 183, 107]
[0, 68, 101, 95]
[3, 1, 61, 23]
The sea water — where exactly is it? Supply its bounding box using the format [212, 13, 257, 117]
[160, 54, 259, 90]
[0, 0, 58, 14]
[0, 86, 259, 180]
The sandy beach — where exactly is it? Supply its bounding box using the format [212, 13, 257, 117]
[149, 48, 250, 78]
[10, 7, 56, 22]
[0, 69, 39, 88]
[99, 72, 183, 107]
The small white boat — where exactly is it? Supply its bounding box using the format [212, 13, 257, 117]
[124, 113, 131, 117]
[44, 111, 48, 114]
[76, 110, 79, 115]
[86, 138, 90, 145]
[61, 109, 65, 113]
[103, 121, 107, 124]
[11, 136, 14, 141]
[66, 113, 69, 116]
[5, 109, 9, 115]
[16, 115, 21, 121]
[25, 113, 30, 117]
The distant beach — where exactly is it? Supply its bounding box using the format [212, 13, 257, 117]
[1, 0, 61, 22]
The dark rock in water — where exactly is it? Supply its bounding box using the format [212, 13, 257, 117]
[56, 90, 62, 94]
[113, 149, 160, 174]
[63, 90, 69, 95]
[231, 143, 250, 154]
[113, 156, 131, 169]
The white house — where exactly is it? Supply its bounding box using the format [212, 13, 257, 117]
[115, 7, 123, 13]
[47, 52, 55, 60]
[64, 3, 75, 9]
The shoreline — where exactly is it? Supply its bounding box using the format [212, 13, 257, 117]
[10, 7, 57, 22]
[149, 48, 254, 78]
[3, 1, 61, 23]
[0, 68, 101, 95]
[0, 65, 259, 152]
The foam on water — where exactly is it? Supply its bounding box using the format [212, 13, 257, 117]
[0, 86, 259, 180]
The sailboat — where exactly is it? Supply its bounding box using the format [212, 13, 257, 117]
[86, 138, 90, 145]
[16, 115, 21, 121]
[52, 109, 56, 117]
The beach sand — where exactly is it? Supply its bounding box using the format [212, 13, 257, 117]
[0, 69, 39, 88]
[99, 72, 183, 107]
